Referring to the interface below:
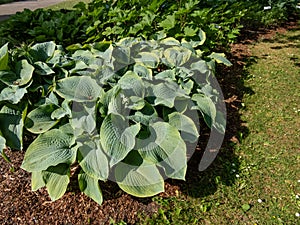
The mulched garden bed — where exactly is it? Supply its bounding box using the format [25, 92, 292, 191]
[0, 18, 298, 225]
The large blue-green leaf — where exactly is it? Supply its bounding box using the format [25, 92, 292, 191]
[42, 164, 70, 201]
[192, 94, 216, 128]
[136, 121, 187, 179]
[208, 52, 232, 66]
[160, 37, 180, 46]
[21, 128, 76, 172]
[0, 105, 26, 150]
[164, 46, 192, 67]
[29, 41, 56, 62]
[115, 161, 164, 197]
[34, 62, 55, 76]
[113, 46, 131, 66]
[31, 171, 45, 191]
[0, 85, 27, 104]
[78, 140, 109, 181]
[9, 60, 35, 86]
[151, 80, 188, 108]
[55, 76, 102, 102]
[0, 135, 6, 157]
[190, 60, 213, 85]
[100, 114, 140, 166]
[128, 102, 158, 125]
[25, 104, 60, 134]
[135, 52, 160, 69]
[0, 43, 9, 70]
[70, 102, 96, 136]
[118, 71, 145, 97]
[107, 93, 130, 117]
[51, 99, 72, 120]
[133, 63, 152, 80]
[168, 112, 199, 143]
[78, 172, 103, 205]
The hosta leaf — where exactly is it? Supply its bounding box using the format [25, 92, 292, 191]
[45, 92, 59, 105]
[160, 37, 180, 46]
[113, 46, 131, 66]
[0, 59, 34, 86]
[155, 70, 176, 80]
[133, 64, 152, 80]
[42, 164, 70, 201]
[51, 100, 72, 120]
[164, 46, 192, 67]
[0, 43, 9, 70]
[214, 110, 226, 134]
[137, 122, 187, 179]
[70, 102, 96, 136]
[21, 128, 76, 172]
[135, 52, 160, 69]
[34, 62, 55, 76]
[128, 102, 158, 125]
[168, 112, 199, 143]
[118, 71, 145, 97]
[94, 65, 116, 85]
[78, 172, 103, 205]
[31, 171, 45, 191]
[127, 96, 145, 110]
[69, 61, 88, 75]
[0, 105, 25, 150]
[208, 52, 232, 66]
[78, 140, 109, 180]
[72, 50, 96, 66]
[192, 94, 216, 128]
[55, 76, 102, 102]
[30, 41, 56, 62]
[152, 80, 187, 108]
[0, 135, 7, 159]
[0, 85, 27, 104]
[115, 162, 164, 197]
[198, 29, 206, 46]
[107, 93, 131, 117]
[16, 60, 34, 85]
[25, 104, 60, 134]
[100, 114, 140, 166]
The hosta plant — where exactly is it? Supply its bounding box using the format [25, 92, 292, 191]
[0, 36, 229, 204]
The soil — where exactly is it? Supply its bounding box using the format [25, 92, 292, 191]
[0, 18, 298, 225]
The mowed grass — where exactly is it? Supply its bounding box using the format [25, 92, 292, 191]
[46, 0, 92, 10]
[141, 28, 300, 224]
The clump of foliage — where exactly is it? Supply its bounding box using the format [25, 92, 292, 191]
[1, 0, 298, 50]
[242, 0, 300, 27]
[0, 0, 249, 51]
[0, 35, 229, 203]
[0, 8, 90, 47]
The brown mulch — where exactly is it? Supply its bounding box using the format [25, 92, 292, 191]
[0, 18, 298, 225]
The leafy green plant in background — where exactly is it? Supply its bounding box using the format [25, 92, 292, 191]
[1, 0, 298, 51]
[0, 8, 90, 47]
[0, 35, 229, 204]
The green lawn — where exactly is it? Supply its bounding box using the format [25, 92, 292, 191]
[141, 28, 300, 225]
[45, 0, 92, 10]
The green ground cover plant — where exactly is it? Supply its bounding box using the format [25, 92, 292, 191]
[0, 35, 230, 203]
[2, 0, 298, 50]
